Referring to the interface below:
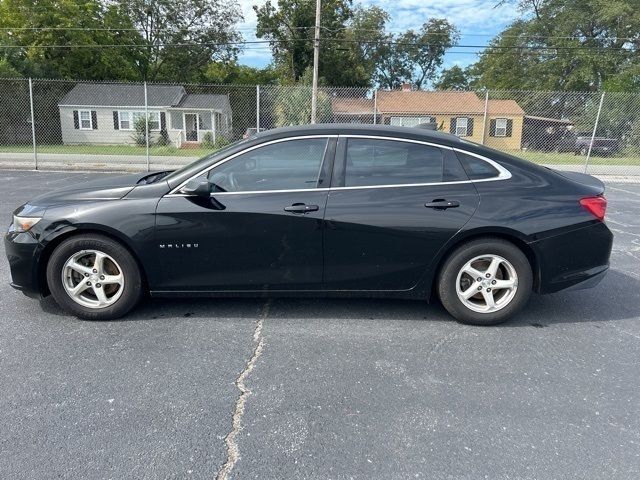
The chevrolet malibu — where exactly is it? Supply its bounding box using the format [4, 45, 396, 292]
[5, 125, 613, 325]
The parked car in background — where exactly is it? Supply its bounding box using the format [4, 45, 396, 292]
[5, 125, 612, 325]
[556, 131, 620, 156]
[243, 127, 266, 139]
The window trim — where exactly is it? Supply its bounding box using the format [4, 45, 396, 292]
[118, 110, 160, 131]
[455, 117, 468, 137]
[166, 134, 510, 197]
[79, 109, 92, 130]
[390, 116, 436, 127]
[494, 118, 508, 137]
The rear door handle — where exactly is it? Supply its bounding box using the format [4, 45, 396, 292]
[425, 199, 460, 210]
[284, 203, 319, 214]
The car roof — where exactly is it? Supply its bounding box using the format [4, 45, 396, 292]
[254, 124, 464, 148]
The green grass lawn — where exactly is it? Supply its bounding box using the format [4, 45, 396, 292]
[506, 150, 640, 166]
[0, 144, 638, 166]
[0, 144, 214, 158]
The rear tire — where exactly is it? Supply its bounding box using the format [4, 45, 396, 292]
[437, 238, 532, 326]
[46, 234, 143, 320]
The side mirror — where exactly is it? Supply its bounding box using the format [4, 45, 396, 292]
[180, 178, 210, 197]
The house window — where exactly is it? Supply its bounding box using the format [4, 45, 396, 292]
[495, 118, 508, 137]
[79, 110, 92, 130]
[455, 117, 468, 136]
[390, 116, 435, 127]
[118, 111, 160, 130]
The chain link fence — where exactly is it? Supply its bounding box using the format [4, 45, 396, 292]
[0, 78, 638, 178]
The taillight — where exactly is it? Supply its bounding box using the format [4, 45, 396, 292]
[579, 195, 607, 221]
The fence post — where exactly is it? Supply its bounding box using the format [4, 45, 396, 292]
[256, 85, 260, 130]
[373, 88, 377, 125]
[481, 89, 489, 146]
[144, 81, 150, 172]
[28, 78, 38, 170]
[584, 92, 605, 174]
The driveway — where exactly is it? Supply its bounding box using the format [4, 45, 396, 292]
[1, 171, 639, 479]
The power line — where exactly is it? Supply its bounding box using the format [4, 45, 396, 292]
[0, 37, 633, 53]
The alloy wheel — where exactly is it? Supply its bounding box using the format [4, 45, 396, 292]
[61, 249, 125, 309]
[455, 254, 518, 313]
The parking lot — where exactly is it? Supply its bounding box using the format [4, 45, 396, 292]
[0, 170, 639, 479]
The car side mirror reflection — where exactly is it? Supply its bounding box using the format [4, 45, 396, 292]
[179, 178, 211, 197]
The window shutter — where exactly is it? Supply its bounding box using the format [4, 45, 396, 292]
[113, 111, 119, 130]
[160, 112, 166, 130]
[467, 118, 474, 136]
[489, 119, 496, 137]
[506, 119, 513, 137]
[91, 111, 98, 130]
[73, 110, 79, 129]
[449, 118, 455, 134]
[430, 116, 436, 124]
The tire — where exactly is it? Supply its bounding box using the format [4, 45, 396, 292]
[579, 146, 588, 156]
[437, 238, 533, 326]
[46, 234, 143, 320]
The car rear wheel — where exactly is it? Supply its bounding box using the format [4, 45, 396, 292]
[46, 234, 143, 320]
[437, 238, 532, 325]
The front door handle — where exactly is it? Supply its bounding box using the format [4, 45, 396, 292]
[425, 199, 460, 210]
[284, 203, 319, 214]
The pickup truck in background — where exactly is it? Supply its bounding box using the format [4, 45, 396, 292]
[556, 131, 621, 156]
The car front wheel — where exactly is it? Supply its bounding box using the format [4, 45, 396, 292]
[46, 234, 143, 320]
[437, 238, 533, 325]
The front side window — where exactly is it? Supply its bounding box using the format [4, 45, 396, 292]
[79, 110, 92, 130]
[455, 117, 468, 136]
[495, 118, 507, 137]
[208, 138, 328, 192]
[344, 138, 444, 187]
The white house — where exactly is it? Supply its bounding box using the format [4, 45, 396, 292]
[58, 83, 232, 146]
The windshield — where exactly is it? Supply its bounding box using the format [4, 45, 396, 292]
[163, 138, 247, 182]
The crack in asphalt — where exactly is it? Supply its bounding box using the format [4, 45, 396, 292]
[216, 300, 270, 480]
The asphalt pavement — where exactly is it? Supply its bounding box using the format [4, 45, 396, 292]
[0, 170, 639, 479]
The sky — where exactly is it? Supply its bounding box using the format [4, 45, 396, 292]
[234, 0, 522, 71]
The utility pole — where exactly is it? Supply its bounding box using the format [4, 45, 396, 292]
[310, 0, 321, 124]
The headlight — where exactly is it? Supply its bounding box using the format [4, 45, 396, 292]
[12, 215, 41, 232]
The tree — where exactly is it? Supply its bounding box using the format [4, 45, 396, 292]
[434, 65, 471, 90]
[254, 0, 379, 87]
[203, 61, 279, 84]
[472, 0, 640, 91]
[365, 18, 459, 89]
[113, 0, 243, 82]
[0, 0, 138, 79]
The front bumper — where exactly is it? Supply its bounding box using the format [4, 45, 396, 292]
[4, 231, 44, 298]
[532, 221, 613, 294]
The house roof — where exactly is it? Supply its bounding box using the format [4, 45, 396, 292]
[487, 99, 525, 115]
[173, 94, 231, 112]
[376, 90, 486, 115]
[332, 97, 375, 115]
[59, 83, 186, 107]
[332, 91, 526, 117]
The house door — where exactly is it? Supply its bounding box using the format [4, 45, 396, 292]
[184, 113, 199, 141]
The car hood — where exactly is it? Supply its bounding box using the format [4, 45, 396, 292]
[28, 172, 150, 207]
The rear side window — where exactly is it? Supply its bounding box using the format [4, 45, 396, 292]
[456, 151, 500, 180]
[345, 139, 444, 187]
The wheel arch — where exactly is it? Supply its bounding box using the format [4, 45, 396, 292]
[36, 226, 149, 297]
[426, 228, 541, 301]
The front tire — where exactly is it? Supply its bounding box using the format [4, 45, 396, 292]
[437, 238, 532, 325]
[46, 234, 143, 320]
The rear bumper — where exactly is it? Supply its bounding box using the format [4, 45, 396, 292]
[4, 231, 44, 298]
[532, 221, 613, 294]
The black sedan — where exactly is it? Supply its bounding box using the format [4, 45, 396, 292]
[4, 125, 613, 325]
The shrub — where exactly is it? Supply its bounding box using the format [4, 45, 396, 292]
[156, 128, 171, 146]
[201, 131, 215, 148]
[131, 116, 148, 146]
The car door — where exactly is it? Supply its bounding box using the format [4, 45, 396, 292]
[153, 136, 334, 292]
[323, 136, 479, 291]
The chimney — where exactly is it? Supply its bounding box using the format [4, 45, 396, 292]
[401, 83, 412, 92]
